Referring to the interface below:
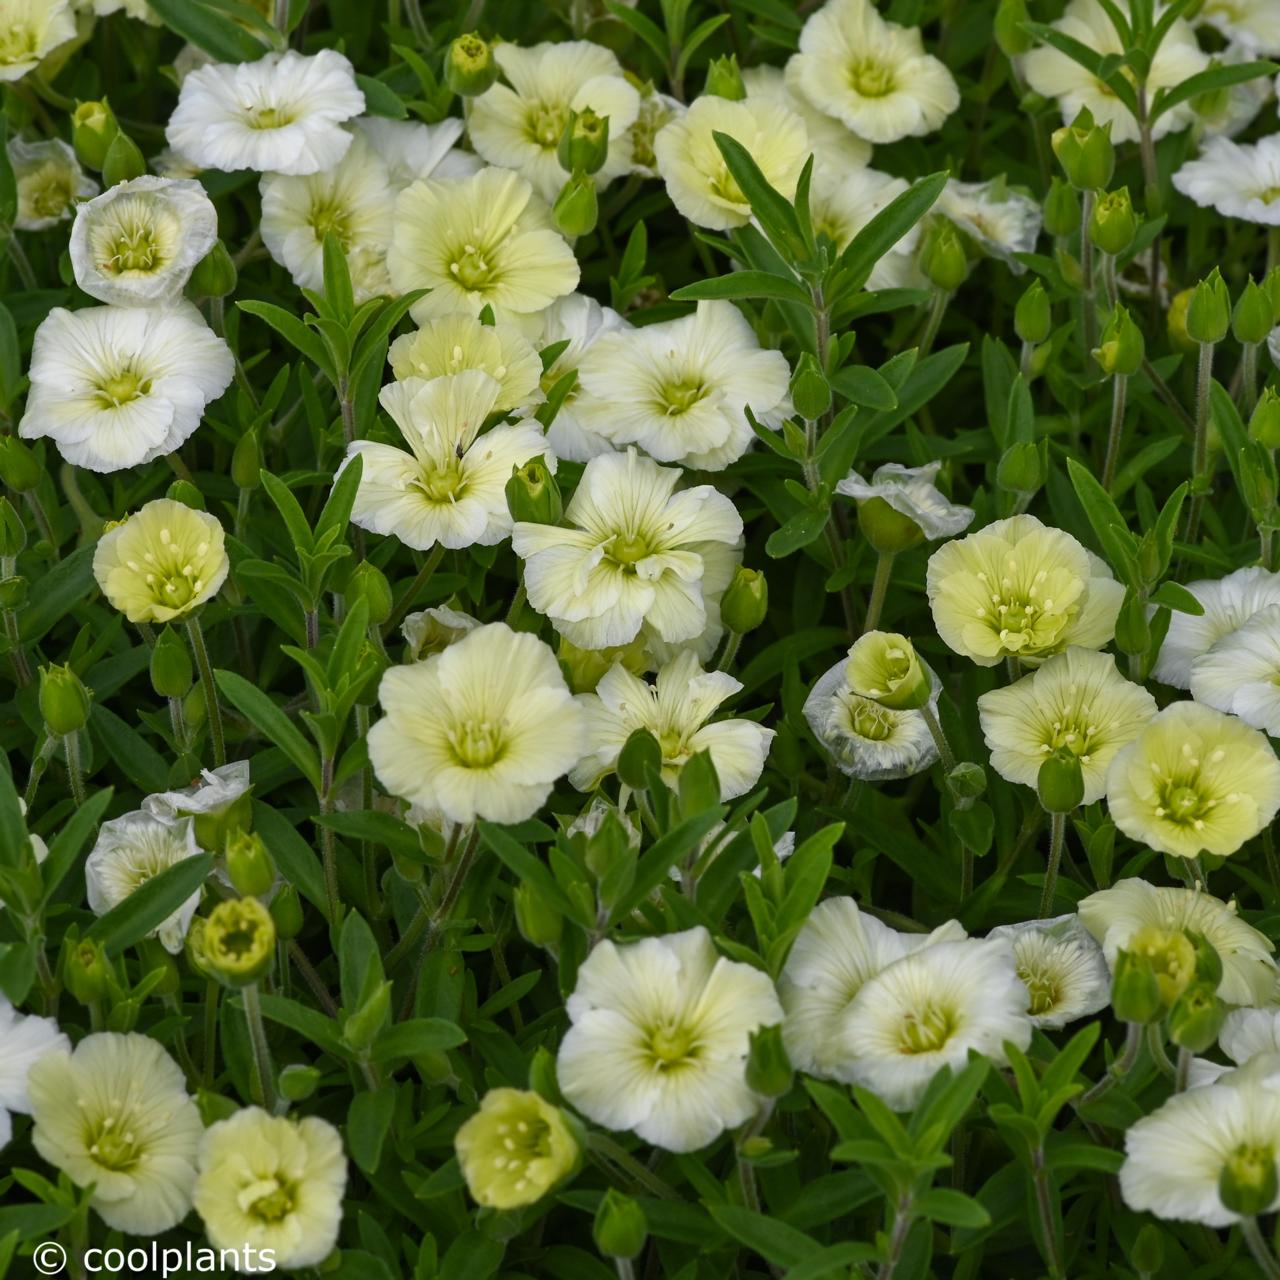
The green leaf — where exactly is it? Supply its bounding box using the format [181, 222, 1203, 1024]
[40, 787, 113, 903]
[20, 545, 94, 643]
[766, 507, 830, 558]
[355, 74, 408, 118]
[1149, 581, 1204, 614]
[1066, 458, 1140, 588]
[322, 233, 355, 326]
[85, 852, 213, 956]
[837, 172, 949, 289]
[0, 756, 24, 868]
[348, 1087, 397, 1174]
[706, 1205, 822, 1267]
[479, 822, 590, 927]
[713, 131, 804, 259]
[216, 670, 322, 789]
[1023, 22, 1138, 114]
[146, 0, 268, 62]
[669, 269, 812, 306]
[603, 0, 669, 64]
[253, 801, 329, 913]
[1151, 59, 1278, 124]
[829, 365, 897, 411]
[90, 704, 171, 794]
[372, 1018, 467, 1061]
[238, 300, 336, 379]
[915, 1188, 991, 1229]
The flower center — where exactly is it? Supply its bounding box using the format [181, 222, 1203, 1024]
[1040, 715, 1097, 765]
[309, 197, 353, 247]
[239, 1177, 296, 1223]
[412, 463, 465, 504]
[527, 102, 571, 149]
[99, 222, 161, 275]
[1130, 925, 1196, 1006]
[490, 1116, 553, 1195]
[450, 243, 494, 292]
[127, 525, 212, 607]
[95, 368, 152, 409]
[609, 532, 650, 568]
[844, 694, 896, 742]
[450, 719, 505, 768]
[660, 378, 710, 416]
[86, 1113, 141, 1172]
[648, 1021, 697, 1067]
[0, 23, 40, 64]
[1151, 742, 1235, 832]
[897, 1002, 956, 1054]
[28, 169, 72, 219]
[1019, 964, 1062, 1017]
[849, 57, 896, 98]
[248, 105, 294, 130]
[1259, 187, 1280, 205]
[972, 563, 1071, 655]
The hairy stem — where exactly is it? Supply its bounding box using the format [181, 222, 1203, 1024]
[241, 981, 279, 1113]
[1102, 374, 1128, 493]
[1039, 810, 1067, 918]
[185, 615, 226, 767]
[863, 552, 895, 634]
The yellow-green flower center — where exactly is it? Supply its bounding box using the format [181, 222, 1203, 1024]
[0, 22, 40, 65]
[412, 463, 466, 504]
[451, 719, 505, 768]
[1226, 1142, 1274, 1191]
[239, 1177, 296, 1223]
[26, 168, 72, 219]
[844, 694, 896, 742]
[99, 222, 162, 275]
[95, 368, 152, 409]
[897, 1002, 955, 1054]
[309, 197, 353, 247]
[609, 532, 650, 567]
[527, 102, 571, 150]
[1150, 742, 1235, 832]
[1018, 963, 1062, 1017]
[86, 1114, 141, 1172]
[660, 378, 710, 416]
[849, 58, 896, 98]
[973, 562, 1071, 656]
[1130, 925, 1196, 1007]
[125, 524, 213, 608]
[1039, 714, 1098, 764]
[487, 1114, 555, 1196]
[648, 1021, 698, 1068]
[449, 243, 495, 292]
[248, 105, 294, 130]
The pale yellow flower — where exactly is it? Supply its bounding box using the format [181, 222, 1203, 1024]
[0, 0, 75, 82]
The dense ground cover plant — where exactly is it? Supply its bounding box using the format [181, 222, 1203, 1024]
[7, 0, 1280, 1277]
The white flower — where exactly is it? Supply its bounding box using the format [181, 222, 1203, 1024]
[1221, 1008, 1280, 1067]
[836, 461, 974, 541]
[368, 622, 586, 825]
[987, 915, 1112, 1029]
[512, 448, 744, 651]
[9, 138, 97, 230]
[468, 40, 640, 201]
[573, 300, 791, 470]
[785, 0, 959, 145]
[1174, 134, 1280, 225]
[0, 0, 75, 82]
[519, 292, 630, 462]
[1190, 603, 1280, 734]
[19, 304, 234, 473]
[1198, 0, 1280, 54]
[805, 165, 923, 288]
[803, 655, 939, 781]
[166, 49, 365, 176]
[742, 64, 872, 171]
[86, 812, 204, 954]
[1120, 1073, 1280, 1226]
[344, 370, 549, 551]
[27, 1033, 203, 1234]
[937, 178, 1042, 270]
[354, 115, 478, 188]
[1192, 45, 1275, 141]
[571, 650, 774, 800]
[1023, 0, 1209, 144]
[779, 897, 965, 1077]
[387, 166, 581, 322]
[1079, 879, 1277, 1006]
[1153, 566, 1280, 688]
[0, 998, 68, 1149]
[260, 132, 396, 302]
[69, 177, 218, 306]
[144, 761, 253, 827]
[834, 938, 1032, 1110]
[401, 604, 482, 661]
[387, 313, 543, 416]
[654, 94, 809, 231]
[557, 927, 783, 1152]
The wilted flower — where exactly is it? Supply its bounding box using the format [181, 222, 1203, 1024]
[193, 1107, 347, 1269]
[1105, 701, 1280, 860]
[1079, 878, 1277, 1006]
[166, 49, 365, 176]
[653, 93, 808, 230]
[93, 499, 230, 624]
[69, 177, 218, 306]
[571, 650, 774, 800]
[1190, 603, 1280, 734]
[86, 812, 204, 954]
[557, 927, 783, 1152]
[401, 604, 482, 661]
[0, 0, 75, 82]
[9, 138, 97, 230]
[574, 300, 791, 470]
[513, 448, 743, 650]
[0, 998, 68, 1150]
[937, 177, 1042, 270]
[368, 622, 586, 825]
[455, 1088, 581, 1209]
[784, 0, 959, 145]
[779, 898, 965, 1077]
[836, 461, 974, 542]
[978, 647, 1156, 804]
[19, 304, 234, 472]
[925, 514, 1125, 667]
[27, 1033, 203, 1234]
[344, 371, 550, 551]
[987, 915, 1111, 1029]
[143, 761, 253, 844]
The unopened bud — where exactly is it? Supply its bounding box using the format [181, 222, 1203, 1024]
[553, 171, 598, 238]
[151, 625, 193, 699]
[1129, 1224, 1165, 1277]
[71, 98, 119, 171]
[1251, 388, 1280, 450]
[996, 439, 1049, 496]
[1128, 925, 1197, 1011]
[1110, 947, 1162, 1024]
[1114, 591, 1151, 657]
[1037, 748, 1083, 813]
[1089, 187, 1136, 256]
[279, 1063, 322, 1101]
[203, 896, 276, 986]
[269, 883, 304, 940]
[1014, 280, 1051, 345]
[345, 560, 393, 627]
[919, 221, 968, 292]
[506, 456, 563, 525]
[166, 479, 205, 510]
[225, 829, 275, 897]
[947, 761, 987, 802]
[704, 53, 746, 100]
[0, 496, 26, 558]
[40, 663, 91, 736]
[790, 351, 831, 420]
[1093, 303, 1144, 377]
[720, 566, 768, 634]
[62, 935, 111, 1005]
[101, 130, 146, 188]
[1043, 177, 1081, 238]
[1167, 982, 1225, 1054]
[557, 108, 610, 175]
[1167, 287, 1197, 354]
[0, 437, 43, 492]
[1051, 106, 1115, 190]
[744, 1024, 793, 1097]
[342, 979, 391, 1051]
[1234, 277, 1274, 345]
[446, 33, 499, 96]
[594, 1190, 647, 1260]
[1186, 268, 1231, 345]
[189, 240, 238, 299]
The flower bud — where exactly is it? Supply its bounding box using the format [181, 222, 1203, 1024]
[1186, 930, 1224, 989]
[947, 761, 987, 802]
[71, 98, 119, 171]
[846, 631, 931, 711]
[101, 129, 146, 188]
[557, 633, 648, 694]
[617, 727, 662, 790]
[789, 351, 832, 421]
[1186, 269, 1231, 345]
[1110, 947, 1162, 1024]
[1129, 1224, 1165, 1277]
[1167, 982, 1225, 1054]
[1037, 748, 1083, 813]
[342, 979, 391, 1052]
[553, 170, 598, 237]
[62, 935, 111, 1005]
[203, 896, 276, 986]
[1014, 280, 1052, 345]
[506, 456, 563, 525]
[166, 479, 206, 510]
[150, 624, 193, 699]
[744, 1024, 793, 1097]
[1234, 277, 1274, 346]
[704, 53, 746, 100]
[1042, 177, 1081, 238]
[1166, 287, 1197, 354]
[514, 881, 563, 948]
[1251, 388, 1280, 450]
[345, 560, 393, 627]
[139, 938, 180, 997]
[224, 828, 275, 897]
[446, 32, 499, 97]
[557, 108, 610, 175]
[996, 439, 1049, 496]
[269, 882, 304, 940]
[190, 239, 238, 300]
[39, 663, 91, 736]
[1051, 107, 1115, 190]
[856, 497, 924, 554]
[1219, 1142, 1280, 1217]
[1089, 187, 1136, 256]
[0, 497, 26, 558]
[0, 436, 43, 492]
[919, 221, 968, 292]
[720, 566, 768, 634]
[279, 1063, 322, 1102]
[594, 1189, 647, 1260]
[1114, 591, 1151, 658]
[994, 0, 1033, 56]
[1092, 303, 1145, 377]
[528, 1044, 560, 1101]
[229, 429, 261, 492]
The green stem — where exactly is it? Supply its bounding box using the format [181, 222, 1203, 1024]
[24, 490, 58, 558]
[168, 696, 189, 754]
[1241, 341, 1260, 420]
[715, 630, 742, 672]
[586, 1132, 679, 1200]
[919, 704, 956, 774]
[185, 615, 226, 767]
[1102, 374, 1128, 493]
[863, 552, 894, 633]
[1242, 1218, 1280, 1280]
[385, 543, 445, 636]
[878, 1193, 915, 1280]
[1076, 1020, 1142, 1108]
[1146, 1023, 1176, 1079]
[318, 756, 339, 925]
[1174, 1045, 1193, 1093]
[3, 606, 30, 685]
[1032, 1143, 1065, 1279]
[64, 732, 86, 808]
[202, 979, 220, 1087]
[918, 289, 950, 359]
[1080, 190, 1097, 356]
[737, 1099, 774, 1215]
[241, 982, 279, 1112]
[1185, 341, 1215, 548]
[1039, 810, 1067, 918]
[1265, 827, 1280, 898]
[505, 579, 527, 626]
